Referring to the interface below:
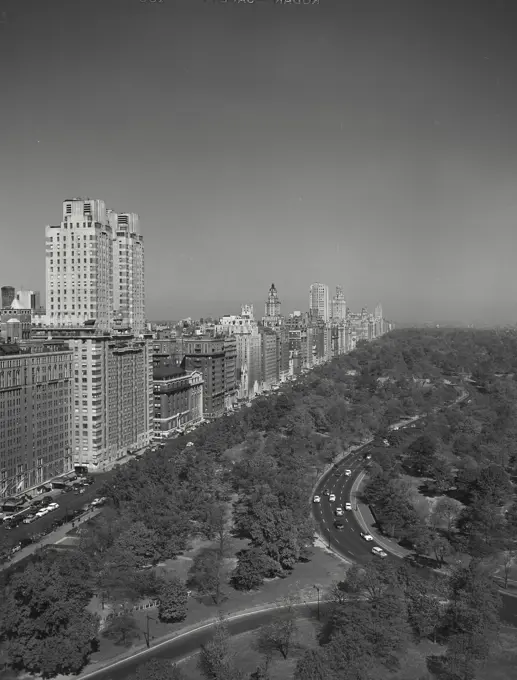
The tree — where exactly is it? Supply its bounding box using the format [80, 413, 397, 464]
[324, 627, 374, 680]
[257, 611, 298, 660]
[128, 658, 186, 680]
[431, 496, 463, 533]
[430, 534, 452, 565]
[198, 618, 242, 680]
[294, 648, 330, 680]
[102, 613, 141, 647]
[407, 590, 443, 642]
[188, 548, 226, 605]
[0, 552, 99, 677]
[158, 576, 189, 623]
[231, 548, 282, 591]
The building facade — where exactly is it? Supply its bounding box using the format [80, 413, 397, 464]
[181, 335, 237, 418]
[309, 283, 330, 323]
[153, 356, 203, 438]
[32, 328, 153, 471]
[0, 341, 73, 500]
[112, 213, 146, 334]
[45, 199, 114, 330]
[331, 286, 347, 321]
[263, 283, 282, 327]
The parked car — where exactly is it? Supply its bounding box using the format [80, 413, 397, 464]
[372, 546, 388, 558]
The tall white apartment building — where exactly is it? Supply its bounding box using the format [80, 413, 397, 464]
[112, 213, 146, 335]
[33, 327, 153, 471]
[45, 199, 114, 331]
[309, 283, 330, 323]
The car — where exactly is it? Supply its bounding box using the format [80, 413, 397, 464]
[360, 532, 374, 541]
[344, 469, 352, 477]
[313, 495, 321, 504]
[11, 544, 22, 555]
[393, 426, 399, 431]
[323, 489, 330, 496]
[364, 453, 372, 460]
[335, 507, 344, 516]
[345, 502, 352, 511]
[328, 493, 336, 502]
[372, 546, 388, 558]
[48, 503, 59, 510]
[334, 521, 345, 530]
[23, 515, 36, 524]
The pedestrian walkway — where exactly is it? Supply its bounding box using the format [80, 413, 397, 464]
[2, 508, 101, 570]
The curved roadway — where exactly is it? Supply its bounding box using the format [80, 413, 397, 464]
[78, 602, 322, 679]
[312, 391, 517, 627]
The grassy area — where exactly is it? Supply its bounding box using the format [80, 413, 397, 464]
[177, 622, 517, 680]
[84, 543, 348, 668]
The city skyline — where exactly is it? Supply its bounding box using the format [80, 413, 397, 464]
[1, 0, 517, 324]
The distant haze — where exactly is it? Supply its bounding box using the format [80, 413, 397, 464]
[1, 0, 516, 324]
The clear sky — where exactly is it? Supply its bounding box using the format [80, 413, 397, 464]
[1, 0, 516, 324]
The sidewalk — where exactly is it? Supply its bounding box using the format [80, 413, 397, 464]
[2, 508, 101, 570]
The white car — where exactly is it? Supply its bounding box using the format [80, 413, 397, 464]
[372, 546, 388, 558]
[344, 469, 352, 477]
[335, 507, 344, 516]
[313, 495, 321, 504]
[23, 516, 36, 524]
[329, 493, 336, 502]
[345, 502, 352, 511]
[360, 532, 374, 541]
[48, 503, 59, 510]
[393, 426, 399, 431]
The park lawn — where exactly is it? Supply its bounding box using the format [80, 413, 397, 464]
[82, 543, 348, 669]
[177, 624, 517, 680]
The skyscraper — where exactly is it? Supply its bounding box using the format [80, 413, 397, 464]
[309, 283, 330, 322]
[331, 286, 347, 321]
[1, 286, 15, 309]
[112, 213, 146, 334]
[45, 199, 114, 331]
[263, 283, 282, 327]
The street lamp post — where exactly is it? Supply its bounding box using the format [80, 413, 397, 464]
[313, 585, 321, 620]
[144, 613, 156, 648]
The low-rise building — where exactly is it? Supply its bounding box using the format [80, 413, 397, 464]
[152, 355, 203, 438]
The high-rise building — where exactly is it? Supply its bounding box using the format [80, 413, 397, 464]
[309, 283, 330, 322]
[31, 327, 153, 471]
[45, 199, 114, 330]
[263, 283, 282, 327]
[112, 213, 146, 334]
[331, 286, 347, 321]
[1, 286, 15, 309]
[0, 340, 74, 500]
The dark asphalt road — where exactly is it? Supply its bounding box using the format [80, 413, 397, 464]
[312, 391, 517, 628]
[80, 602, 321, 680]
[0, 471, 111, 546]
